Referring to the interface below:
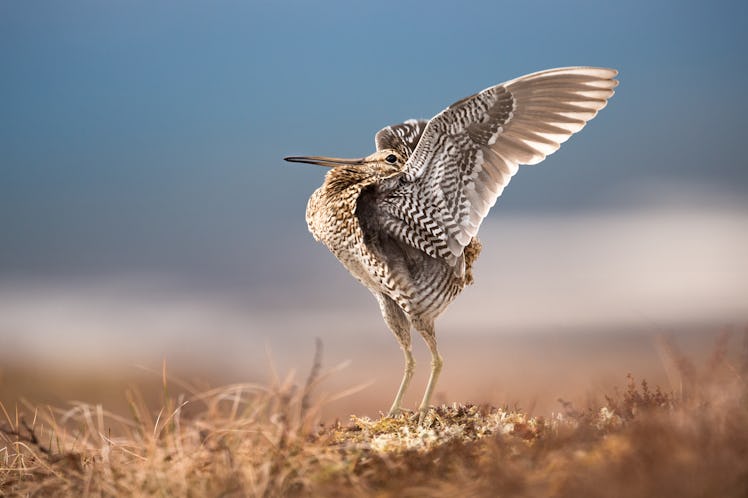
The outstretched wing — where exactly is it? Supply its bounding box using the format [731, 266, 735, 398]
[375, 119, 430, 158]
[377, 66, 618, 271]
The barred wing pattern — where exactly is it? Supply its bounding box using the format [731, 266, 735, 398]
[379, 67, 618, 271]
[375, 119, 429, 157]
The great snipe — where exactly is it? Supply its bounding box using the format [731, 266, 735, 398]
[285, 67, 618, 420]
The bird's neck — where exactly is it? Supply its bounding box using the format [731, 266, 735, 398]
[322, 167, 372, 197]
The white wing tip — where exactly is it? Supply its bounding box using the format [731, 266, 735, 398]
[506, 66, 619, 87]
[540, 66, 619, 78]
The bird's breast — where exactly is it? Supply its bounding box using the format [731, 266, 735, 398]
[306, 185, 380, 287]
[305, 183, 469, 320]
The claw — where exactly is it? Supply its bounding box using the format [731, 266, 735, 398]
[417, 407, 432, 425]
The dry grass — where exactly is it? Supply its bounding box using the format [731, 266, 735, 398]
[2, 334, 748, 497]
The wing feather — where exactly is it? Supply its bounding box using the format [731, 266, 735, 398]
[376, 66, 618, 271]
[375, 119, 429, 157]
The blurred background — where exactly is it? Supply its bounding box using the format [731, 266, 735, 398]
[1, 0, 746, 418]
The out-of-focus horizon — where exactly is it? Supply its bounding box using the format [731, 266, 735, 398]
[1, 1, 747, 416]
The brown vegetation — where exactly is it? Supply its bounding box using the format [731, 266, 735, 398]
[2, 334, 747, 497]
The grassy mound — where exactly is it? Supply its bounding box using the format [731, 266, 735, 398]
[2, 336, 747, 497]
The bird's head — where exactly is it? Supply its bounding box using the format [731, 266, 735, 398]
[285, 149, 405, 176]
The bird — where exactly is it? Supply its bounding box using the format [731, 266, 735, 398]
[285, 66, 618, 421]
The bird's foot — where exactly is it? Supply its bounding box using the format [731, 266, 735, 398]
[417, 406, 434, 425]
[386, 406, 407, 418]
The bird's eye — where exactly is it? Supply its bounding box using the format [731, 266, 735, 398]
[385, 154, 397, 164]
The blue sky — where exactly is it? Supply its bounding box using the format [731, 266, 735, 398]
[1, 0, 747, 285]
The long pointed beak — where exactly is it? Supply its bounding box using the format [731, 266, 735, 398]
[284, 155, 365, 168]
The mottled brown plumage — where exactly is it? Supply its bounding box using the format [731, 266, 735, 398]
[285, 67, 618, 420]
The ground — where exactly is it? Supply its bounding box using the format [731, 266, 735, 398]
[2, 334, 747, 497]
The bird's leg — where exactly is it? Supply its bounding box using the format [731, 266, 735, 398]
[377, 294, 414, 417]
[389, 343, 415, 417]
[415, 319, 442, 423]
